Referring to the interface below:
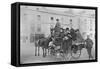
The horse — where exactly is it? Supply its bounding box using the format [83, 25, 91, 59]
[35, 35, 52, 57]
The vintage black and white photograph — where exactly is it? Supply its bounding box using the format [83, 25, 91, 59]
[20, 5, 96, 64]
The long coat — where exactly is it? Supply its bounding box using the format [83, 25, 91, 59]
[85, 38, 93, 48]
[70, 28, 77, 41]
[62, 33, 72, 53]
[54, 22, 61, 37]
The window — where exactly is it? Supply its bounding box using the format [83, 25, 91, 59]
[51, 17, 54, 20]
[37, 15, 41, 21]
[37, 24, 41, 32]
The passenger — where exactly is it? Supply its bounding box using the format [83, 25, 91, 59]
[70, 28, 77, 41]
[75, 29, 84, 43]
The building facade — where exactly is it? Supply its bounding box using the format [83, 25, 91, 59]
[20, 6, 95, 45]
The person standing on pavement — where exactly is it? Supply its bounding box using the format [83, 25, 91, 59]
[85, 35, 93, 59]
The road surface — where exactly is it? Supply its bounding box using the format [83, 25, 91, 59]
[20, 42, 95, 64]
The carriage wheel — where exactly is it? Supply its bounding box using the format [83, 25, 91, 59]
[71, 47, 81, 59]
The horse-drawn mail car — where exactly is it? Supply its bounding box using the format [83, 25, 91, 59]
[49, 27, 92, 60]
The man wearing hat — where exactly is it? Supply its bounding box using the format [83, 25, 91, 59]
[54, 19, 61, 37]
[54, 19, 61, 33]
[85, 35, 93, 59]
[53, 19, 62, 47]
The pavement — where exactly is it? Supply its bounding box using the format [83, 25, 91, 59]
[20, 42, 95, 64]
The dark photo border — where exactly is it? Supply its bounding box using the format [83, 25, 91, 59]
[11, 2, 98, 67]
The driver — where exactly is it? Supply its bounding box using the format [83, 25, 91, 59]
[54, 19, 61, 37]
